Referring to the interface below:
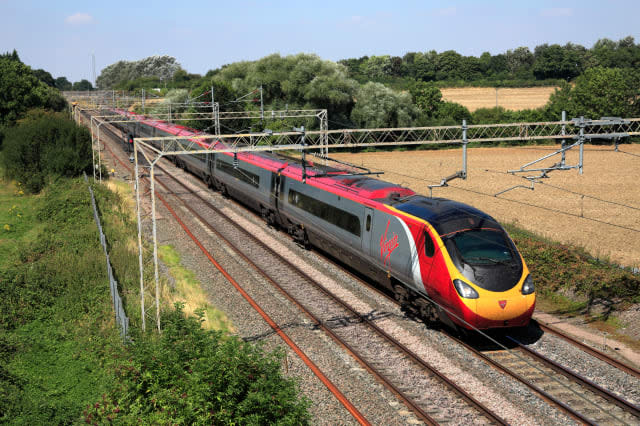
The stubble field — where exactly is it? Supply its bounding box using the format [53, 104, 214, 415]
[441, 87, 559, 111]
[332, 144, 640, 268]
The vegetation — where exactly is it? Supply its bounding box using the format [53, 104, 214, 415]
[0, 176, 310, 424]
[96, 55, 182, 89]
[507, 224, 640, 318]
[1, 110, 92, 193]
[0, 49, 310, 423]
[0, 51, 66, 126]
[94, 36, 640, 131]
[338, 36, 640, 87]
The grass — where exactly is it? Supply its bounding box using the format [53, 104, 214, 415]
[0, 176, 120, 424]
[0, 179, 43, 265]
[159, 244, 234, 333]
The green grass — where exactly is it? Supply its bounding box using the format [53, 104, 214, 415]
[159, 244, 234, 333]
[0, 176, 120, 424]
[0, 179, 43, 266]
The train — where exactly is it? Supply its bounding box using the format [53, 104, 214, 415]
[109, 109, 535, 332]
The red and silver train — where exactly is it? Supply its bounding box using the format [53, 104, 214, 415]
[112, 110, 535, 331]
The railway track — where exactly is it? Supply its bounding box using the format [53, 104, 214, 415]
[86, 110, 639, 425]
[91, 114, 505, 424]
[149, 160, 505, 424]
[445, 331, 640, 425]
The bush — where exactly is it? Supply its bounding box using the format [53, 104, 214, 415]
[1, 110, 91, 192]
[85, 304, 311, 425]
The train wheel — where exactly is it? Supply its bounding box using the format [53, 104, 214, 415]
[415, 299, 438, 325]
[393, 284, 409, 307]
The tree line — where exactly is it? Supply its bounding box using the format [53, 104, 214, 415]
[90, 35, 640, 130]
[339, 36, 640, 86]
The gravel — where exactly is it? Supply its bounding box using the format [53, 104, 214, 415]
[99, 130, 612, 425]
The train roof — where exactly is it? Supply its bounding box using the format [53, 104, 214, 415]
[392, 195, 500, 236]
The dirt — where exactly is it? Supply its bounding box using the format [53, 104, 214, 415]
[332, 143, 640, 268]
[534, 312, 640, 368]
[332, 143, 640, 352]
[441, 87, 558, 111]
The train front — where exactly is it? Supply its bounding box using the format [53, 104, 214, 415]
[393, 196, 535, 330]
[437, 208, 535, 329]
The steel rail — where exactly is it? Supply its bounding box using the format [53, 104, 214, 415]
[535, 319, 640, 379]
[97, 117, 503, 424]
[149, 163, 439, 426]
[443, 331, 594, 425]
[507, 336, 640, 417]
[94, 122, 371, 426]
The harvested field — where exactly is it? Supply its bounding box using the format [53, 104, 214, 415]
[441, 86, 558, 111]
[332, 144, 640, 268]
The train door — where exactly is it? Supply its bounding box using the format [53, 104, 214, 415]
[362, 207, 374, 255]
[207, 153, 214, 176]
[419, 225, 438, 289]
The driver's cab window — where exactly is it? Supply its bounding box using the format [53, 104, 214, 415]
[424, 231, 435, 257]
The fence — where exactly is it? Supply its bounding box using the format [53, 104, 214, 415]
[84, 173, 129, 339]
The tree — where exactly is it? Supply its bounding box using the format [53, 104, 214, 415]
[0, 49, 20, 61]
[433, 101, 472, 125]
[0, 54, 66, 126]
[33, 69, 55, 87]
[411, 51, 437, 81]
[2, 110, 91, 192]
[72, 79, 93, 91]
[436, 50, 463, 80]
[350, 82, 418, 128]
[96, 55, 181, 88]
[505, 47, 534, 76]
[567, 67, 639, 117]
[363, 55, 393, 79]
[545, 67, 640, 119]
[213, 53, 358, 129]
[54, 76, 72, 91]
[533, 44, 585, 80]
[408, 81, 442, 116]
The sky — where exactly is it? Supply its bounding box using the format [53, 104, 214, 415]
[2, 0, 640, 84]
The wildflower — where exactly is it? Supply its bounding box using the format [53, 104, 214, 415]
[4, 224, 10, 231]
[18, 190, 24, 195]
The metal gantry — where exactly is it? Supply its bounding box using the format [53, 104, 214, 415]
[81, 103, 640, 333]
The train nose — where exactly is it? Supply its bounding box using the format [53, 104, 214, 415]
[475, 295, 528, 325]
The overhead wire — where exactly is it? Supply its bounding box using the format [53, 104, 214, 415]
[359, 164, 640, 234]
[482, 168, 640, 211]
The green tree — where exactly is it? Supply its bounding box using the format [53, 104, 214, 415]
[545, 67, 640, 119]
[409, 81, 443, 116]
[33, 69, 55, 87]
[533, 44, 585, 80]
[96, 55, 181, 89]
[433, 101, 472, 125]
[504, 46, 534, 77]
[0, 55, 66, 126]
[2, 110, 92, 192]
[350, 82, 418, 128]
[72, 79, 93, 91]
[363, 55, 393, 79]
[54, 76, 72, 91]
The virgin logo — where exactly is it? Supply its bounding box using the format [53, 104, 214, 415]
[380, 220, 399, 266]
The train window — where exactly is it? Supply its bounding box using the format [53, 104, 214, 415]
[366, 215, 371, 232]
[288, 189, 361, 237]
[216, 158, 259, 188]
[424, 232, 435, 257]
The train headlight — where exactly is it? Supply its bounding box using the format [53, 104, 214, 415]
[521, 275, 535, 295]
[453, 279, 479, 299]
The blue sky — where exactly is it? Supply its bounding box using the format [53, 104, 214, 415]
[2, 0, 640, 83]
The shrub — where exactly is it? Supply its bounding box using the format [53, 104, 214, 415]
[1, 110, 91, 192]
[85, 304, 311, 424]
